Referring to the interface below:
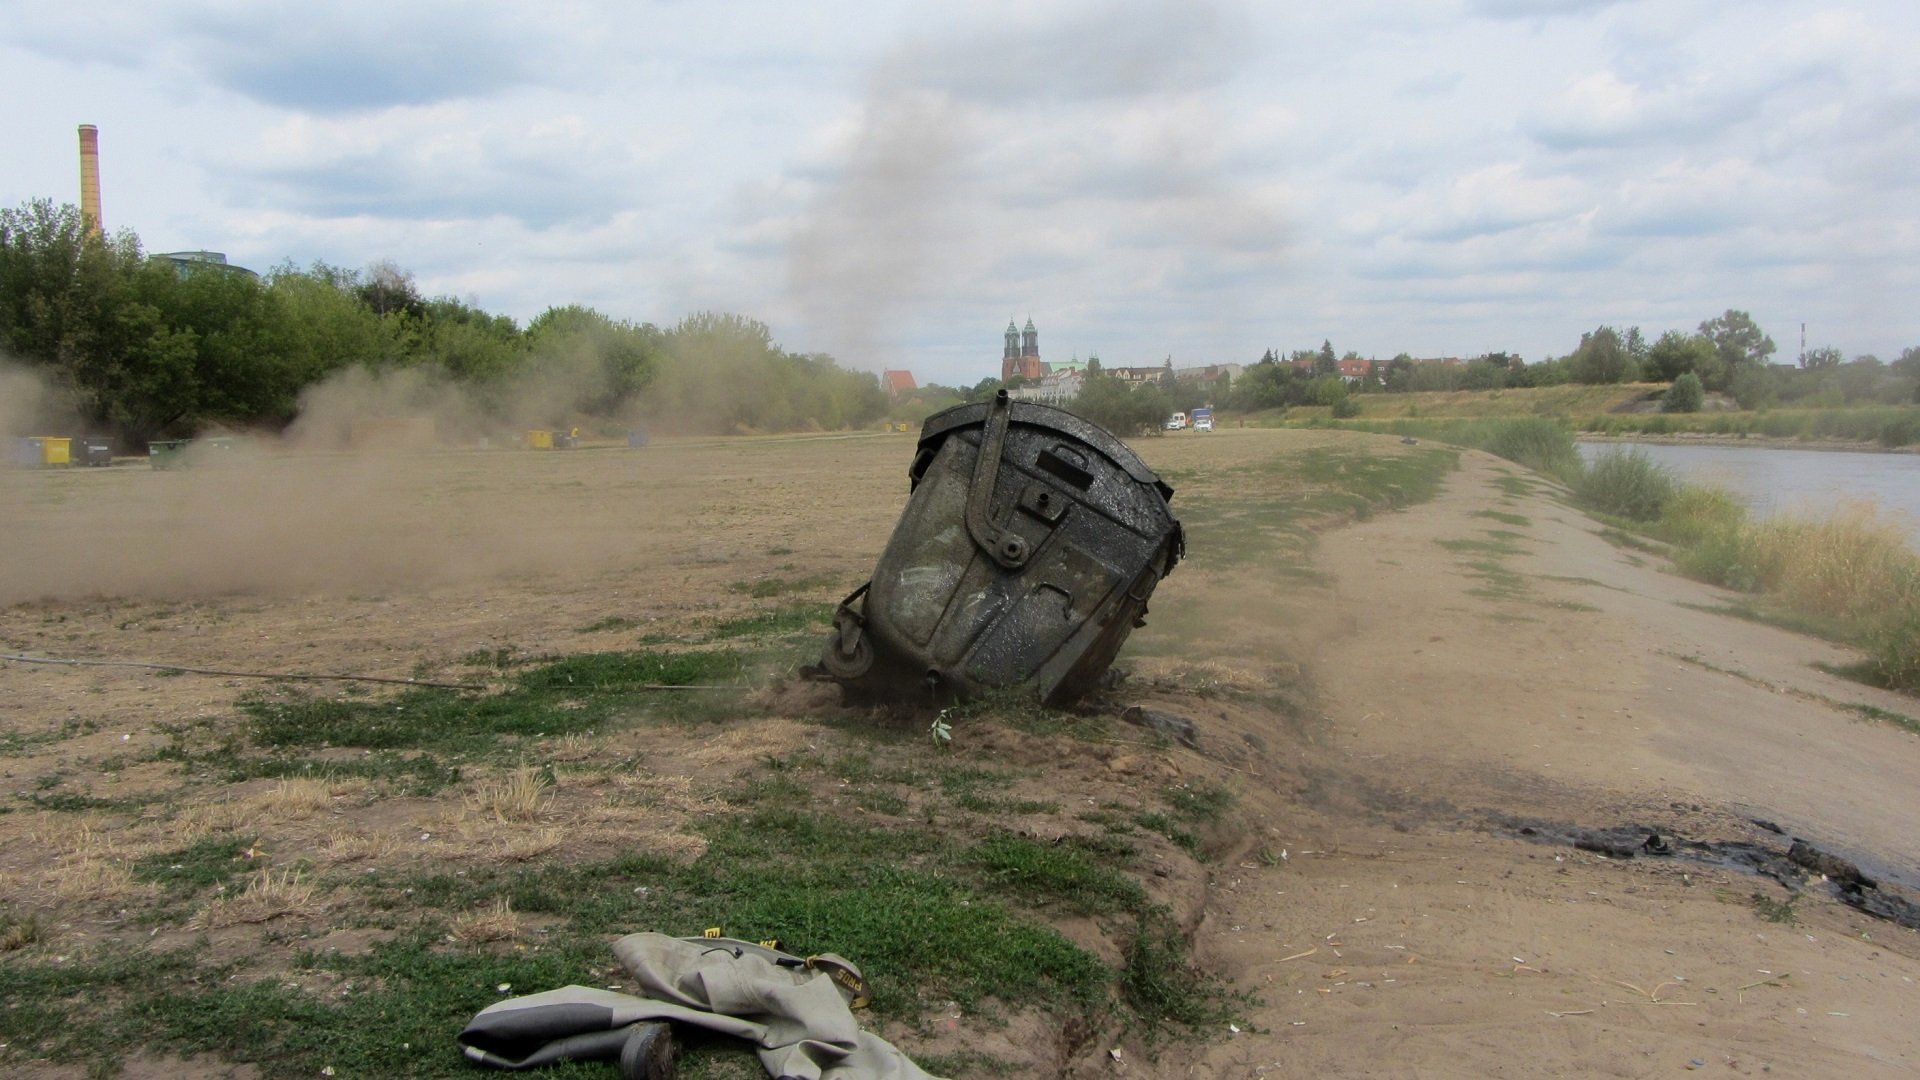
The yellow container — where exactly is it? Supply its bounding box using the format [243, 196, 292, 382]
[525, 429, 554, 450]
[39, 437, 71, 466]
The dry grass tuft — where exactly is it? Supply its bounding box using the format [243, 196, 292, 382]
[448, 898, 520, 945]
[191, 869, 321, 929]
[313, 828, 404, 865]
[681, 719, 821, 767]
[496, 827, 565, 862]
[180, 778, 351, 833]
[1742, 501, 1920, 620]
[1, 913, 43, 951]
[30, 817, 155, 906]
[466, 765, 554, 823]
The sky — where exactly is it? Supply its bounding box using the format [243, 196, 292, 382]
[3, 0, 1916, 388]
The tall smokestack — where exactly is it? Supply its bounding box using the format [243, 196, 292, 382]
[77, 124, 103, 237]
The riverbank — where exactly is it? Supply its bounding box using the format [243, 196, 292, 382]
[1158, 444, 1920, 1078]
[1579, 430, 1919, 453]
[3, 429, 1917, 1077]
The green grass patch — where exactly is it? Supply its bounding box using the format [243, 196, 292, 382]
[1473, 509, 1531, 527]
[132, 835, 255, 890]
[707, 602, 834, 641]
[728, 573, 838, 599]
[1301, 417, 1580, 480]
[1835, 700, 1920, 735]
[1437, 536, 1526, 557]
[244, 649, 747, 753]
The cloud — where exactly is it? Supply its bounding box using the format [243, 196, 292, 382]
[884, 0, 1255, 106]
[178, 3, 558, 112]
[211, 107, 664, 230]
[1466, 0, 1627, 20]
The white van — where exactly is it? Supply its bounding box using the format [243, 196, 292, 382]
[1166, 412, 1187, 430]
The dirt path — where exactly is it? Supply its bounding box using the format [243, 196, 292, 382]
[1158, 449, 1920, 1078]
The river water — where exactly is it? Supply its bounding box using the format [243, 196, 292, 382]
[1576, 441, 1920, 538]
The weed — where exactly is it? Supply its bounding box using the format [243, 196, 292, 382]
[1, 911, 43, 951]
[1164, 782, 1234, 824]
[576, 615, 641, 633]
[1122, 909, 1246, 1036]
[1751, 892, 1799, 924]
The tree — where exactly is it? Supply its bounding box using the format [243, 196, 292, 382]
[1892, 345, 1920, 379]
[1383, 354, 1415, 393]
[1699, 309, 1775, 374]
[1727, 364, 1776, 410]
[357, 260, 424, 319]
[1664, 372, 1704, 413]
[1067, 372, 1167, 436]
[1313, 340, 1337, 377]
[1567, 326, 1635, 384]
[1645, 330, 1723, 386]
[1802, 345, 1843, 370]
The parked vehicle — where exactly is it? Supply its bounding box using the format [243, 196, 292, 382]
[1191, 407, 1214, 432]
[1166, 412, 1187, 430]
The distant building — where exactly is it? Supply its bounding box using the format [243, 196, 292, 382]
[1001, 317, 1048, 382]
[882, 369, 917, 401]
[1010, 367, 1084, 406]
[1174, 363, 1243, 385]
[153, 250, 258, 279]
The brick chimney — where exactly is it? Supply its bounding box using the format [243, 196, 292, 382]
[78, 124, 102, 236]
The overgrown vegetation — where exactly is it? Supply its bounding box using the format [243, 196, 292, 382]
[1, 199, 888, 442]
[1556, 446, 1920, 692]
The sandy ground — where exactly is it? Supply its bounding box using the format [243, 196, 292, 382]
[2, 429, 1918, 1078]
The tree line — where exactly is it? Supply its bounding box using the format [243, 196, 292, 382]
[0, 198, 887, 441]
[922, 311, 1920, 435]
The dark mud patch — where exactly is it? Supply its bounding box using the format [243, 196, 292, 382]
[1497, 815, 1920, 931]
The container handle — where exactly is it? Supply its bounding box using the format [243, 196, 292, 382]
[967, 390, 1030, 570]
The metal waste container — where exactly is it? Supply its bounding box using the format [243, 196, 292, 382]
[818, 390, 1182, 706]
[148, 439, 190, 470]
[78, 436, 114, 466]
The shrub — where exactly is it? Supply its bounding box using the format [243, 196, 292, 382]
[1656, 484, 1746, 548]
[1664, 373, 1704, 413]
[1880, 414, 1920, 448]
[1475, 418, 1581, 481]
[1737, 502, 1920, 622]
[1576, 449, 1676, 522]
[1330, 395, 1361, 419]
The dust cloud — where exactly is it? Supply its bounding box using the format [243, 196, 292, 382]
[0, 359, 84, 442]
[783, 0, 1285, 369]
[0, 444, 669, 606]
[282, 348, 640, 452]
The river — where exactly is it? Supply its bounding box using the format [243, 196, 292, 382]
[1576, 441, 1920, 537]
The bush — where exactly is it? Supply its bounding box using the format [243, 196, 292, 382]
[1656, 484, 1746, 547]
[1474, 418, 1581, 481]
[1330, 395, 1361, 419]
[1576, 449, 1676, 522]
[1880, 414, 1920, 448]
[1664, 372, 1704, 413]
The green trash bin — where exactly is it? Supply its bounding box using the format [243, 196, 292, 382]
[148, 439, 191, 470]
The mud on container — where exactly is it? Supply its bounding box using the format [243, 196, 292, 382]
[818, 390, 1182, 707]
